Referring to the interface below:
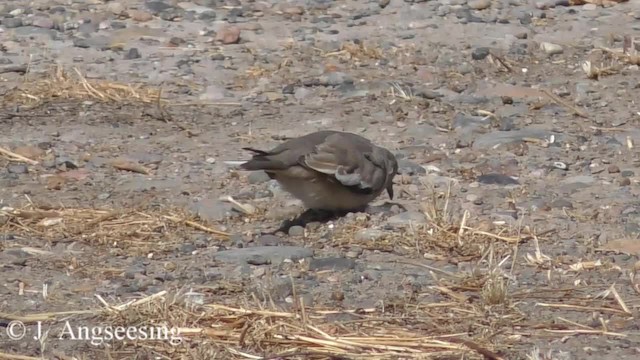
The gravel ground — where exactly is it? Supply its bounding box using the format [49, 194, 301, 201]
[1, 0, 640, 359]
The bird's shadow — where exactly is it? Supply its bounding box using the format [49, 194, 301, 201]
[268, 201, 406, 235]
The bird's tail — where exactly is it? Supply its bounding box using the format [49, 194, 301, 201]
[224, 148, 268, 168]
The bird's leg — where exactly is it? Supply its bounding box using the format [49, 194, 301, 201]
[269, 209, 342, 235]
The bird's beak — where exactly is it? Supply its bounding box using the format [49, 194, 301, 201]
[386, 183, 394, 200]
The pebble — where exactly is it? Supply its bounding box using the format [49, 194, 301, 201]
[354, 229, 385, 242]
[3, 18, 23, 28]
[388, 211, 428, 226]
[129, 10, 154, 22]
[247, 170, 271, 184]
[214, 246, 313, 264]
[32, 17, 54, 29]
[397, 160, 427, 176]
[189, 198, 235, 221]
[468, 0, 492, 10]
[608, 165, 620, 174]
[471, 47, 490, 60]
[288, 225, 305, 237]
[7, 164, 28, 174]
[477, 173, 519, 185]
[124, 48, 141, 60]
[309, 257, 356, 271]
[540, 42, 563, 55]
[215, 25, 241, 44]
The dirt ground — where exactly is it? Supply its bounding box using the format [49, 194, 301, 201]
[1, 0, 640, 359]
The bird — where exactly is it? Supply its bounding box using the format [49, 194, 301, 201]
[233, 130, 398, 213]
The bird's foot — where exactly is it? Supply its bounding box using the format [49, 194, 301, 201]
[268, 209, 346, 235]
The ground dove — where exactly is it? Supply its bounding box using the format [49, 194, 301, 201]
[236, 130, 398, 212]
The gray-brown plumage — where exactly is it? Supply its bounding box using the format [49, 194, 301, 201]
[239, 130, 398, 212]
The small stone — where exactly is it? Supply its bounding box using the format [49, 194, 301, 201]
[283, 6, 305, 15]
[129, 10, 154, 22]
[32, 17, 54, 29]
[190, 198, 234, 221]
[257, 234, 281, 246]
[379, 0, 391, 8]
[388, 211, 428, 226]
[247, 170, 270, 184]
[607, 165, 620, 174]
[7, 164, 28, 174]
[309, 257, 356, 271]
[514, 32, 528, 39]
[2, 18, 23, 28]
[13, 145, 45, 159]
[124, 48, 141, 60]
[215, 25, 241, 44]
[477, 173, 519, 185]
[107, 2, 126, 15]
[288, 226, 305, 237]
[540, 42, 563, 55]
[582, 3, 597, 10]
[355, 229, 385, 242]
[294, 87, 312, 101]
[468, 0, 492, 10]
[471, 47, 490, 60]
[620, 177, 631, 186]
[397, 160, 427, 176]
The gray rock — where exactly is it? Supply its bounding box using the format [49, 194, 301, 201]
[309, 257, 357, 271]
[256, 234, 282, 246]
[7, 164, 28, 174]
[214, 246, 314, 264]
[288, 225, 305, 236]
[177, 3, 214, 13]
[294, 87, 312, 101]
[477, 173, 519, 185]
[124, 265, 146, 279]
[2, 18, 23, 28]
[453, 112, 491, 131]
[189, 198, 235, 221]
[199, 85, 231, 101]
[355, 229, 385, 242]
[540, 42, 563, 55]
[560, 175, 595, 185]
[388, 211, 428, 226]
[124, 48, 141, 60]
[247, 170, 271, 184]
[318, 72, 352, 87]
[32, 17, 54, 29]
[397, 159, 426, 176]
[468, 0, 491, 10]
[146, 1, 174, 14]
[472, 47, 491, 60]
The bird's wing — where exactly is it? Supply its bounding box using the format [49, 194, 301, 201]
[302, 133, 388, 194]
[239, 131, 337, 172]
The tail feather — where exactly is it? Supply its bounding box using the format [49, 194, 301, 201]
[242, 147, 270, 155]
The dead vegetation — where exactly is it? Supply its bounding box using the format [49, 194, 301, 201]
[1, 182, 639, 359]
[0, 203, 230, 256]
[1, 65, 164, 109]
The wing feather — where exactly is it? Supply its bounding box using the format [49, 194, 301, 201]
[302, 133, 386, 193]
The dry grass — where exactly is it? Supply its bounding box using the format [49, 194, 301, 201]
[0, 203, 229, 255]
[1, 187, 638, 359]
[2, 65, 164, 108]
